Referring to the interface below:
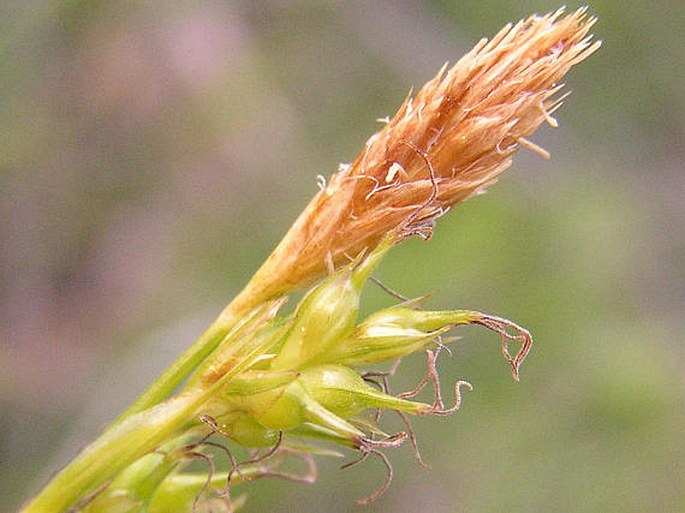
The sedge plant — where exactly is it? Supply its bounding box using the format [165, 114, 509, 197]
[22, 8, 600, 512]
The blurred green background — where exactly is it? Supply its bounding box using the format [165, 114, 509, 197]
[2, 1, 684, 512]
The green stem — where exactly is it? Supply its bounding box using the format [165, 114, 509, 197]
[22, 301, 282, 513]
[111, 314, 236, 426]
[109, 260, 292, 426]
[22, 393, 201, 513]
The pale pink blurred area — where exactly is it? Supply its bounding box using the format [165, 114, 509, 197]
[3, 1, 684, 512]
[3, 3, 237, 392]
[1, 3, 294, 408]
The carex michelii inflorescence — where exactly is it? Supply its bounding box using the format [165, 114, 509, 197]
[22, 8, 599, 513]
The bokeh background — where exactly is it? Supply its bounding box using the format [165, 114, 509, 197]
[2, 1, 684, 512]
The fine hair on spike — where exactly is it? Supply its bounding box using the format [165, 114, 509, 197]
[251, 448, 318, 485]
[361, 369, 428, 468]
[473, 315, 533, 381]
[431, 380, 474, 416]
[195, 414, 287, 512]
[398, 348, 441, 403]
[189, 448, 218, 513]
[396, 410, 429, 468]
[353, 449, 395, 505]
[341, 430, 407, 504]
[190, 415, 240, 512]
[398, 139, 440, 235]
[226, 432, 284, 491]
[199, 415, 243, 478]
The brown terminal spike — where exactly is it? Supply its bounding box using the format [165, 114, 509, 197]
[221, 7, 602, 318]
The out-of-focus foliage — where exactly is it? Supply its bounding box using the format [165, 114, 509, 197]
[2, 1, 683, 512]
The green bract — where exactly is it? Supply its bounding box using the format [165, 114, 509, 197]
[299, 364, 430, 417]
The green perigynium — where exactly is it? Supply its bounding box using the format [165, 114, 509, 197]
[269, 237, 391, 371]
